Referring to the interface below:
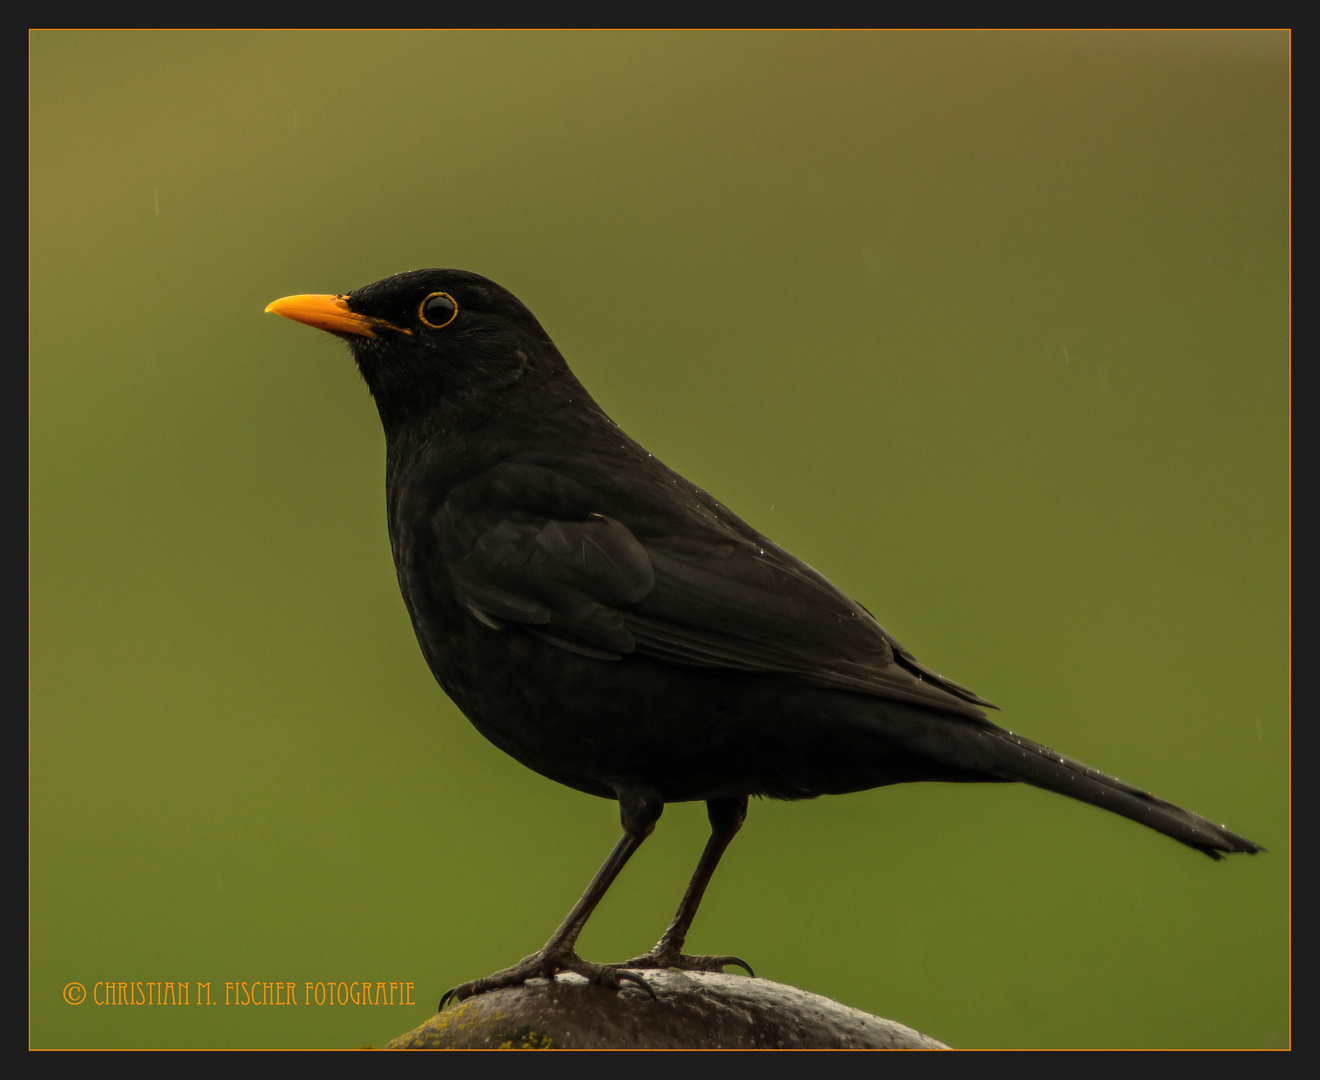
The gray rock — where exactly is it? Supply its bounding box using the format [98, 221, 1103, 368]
[386, 971, 947, 1049]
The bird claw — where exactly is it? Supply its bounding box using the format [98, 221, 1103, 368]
[715, 955, 756, 978]
[575, 961, 657, 1000]
[619, 948, 755, 978]
[439, 949, 545, 1009]
[439, 948, 659, 1010]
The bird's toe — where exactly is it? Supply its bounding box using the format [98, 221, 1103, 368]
[619, 948, 754, 977]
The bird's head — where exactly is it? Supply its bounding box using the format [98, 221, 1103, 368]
[267, 268, 569, 434]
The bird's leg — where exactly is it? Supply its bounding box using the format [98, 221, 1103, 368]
[440, 786, 663, 1007]
[621, 795, 755, 976]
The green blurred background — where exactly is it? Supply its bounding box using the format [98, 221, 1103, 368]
[30, 31, 1288, 1048]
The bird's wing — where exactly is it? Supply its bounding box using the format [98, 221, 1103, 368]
[435, 461, 993, 719]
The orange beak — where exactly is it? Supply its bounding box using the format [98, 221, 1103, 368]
[265, 293, 388, 338]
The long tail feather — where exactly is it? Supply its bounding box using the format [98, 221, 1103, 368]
[978, 727, 1262, 858]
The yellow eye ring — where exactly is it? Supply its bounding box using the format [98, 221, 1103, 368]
[419, 292, 458, 329]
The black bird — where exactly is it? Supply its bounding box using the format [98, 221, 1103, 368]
[266, 269, 1261, 1005]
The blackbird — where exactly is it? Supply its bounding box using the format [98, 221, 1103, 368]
[266, 268, 1261, 1005]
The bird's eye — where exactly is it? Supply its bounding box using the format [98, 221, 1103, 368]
[419, 292, 458, 329]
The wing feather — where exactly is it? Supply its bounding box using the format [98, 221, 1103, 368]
[433, 460, 992, 719]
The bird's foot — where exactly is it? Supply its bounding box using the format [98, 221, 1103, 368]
[619, 945, 754, 977]
[440, 945, 656, 1009]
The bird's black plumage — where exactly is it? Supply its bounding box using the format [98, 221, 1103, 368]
[267, 268, 1260, 1003]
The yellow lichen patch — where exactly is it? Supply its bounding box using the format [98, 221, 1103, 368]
[495, 1028, 556, 1049]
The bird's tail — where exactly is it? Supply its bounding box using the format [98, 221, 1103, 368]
[974, 725, 1262, 858]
